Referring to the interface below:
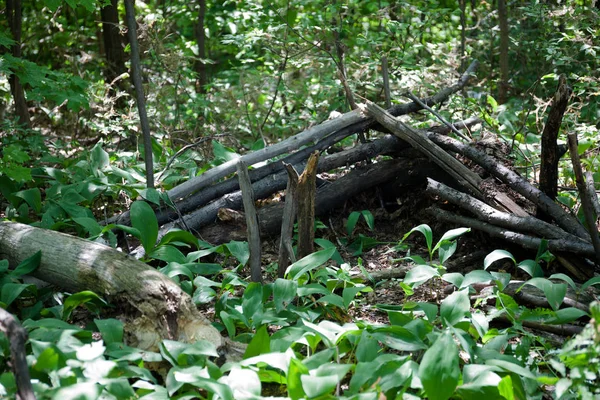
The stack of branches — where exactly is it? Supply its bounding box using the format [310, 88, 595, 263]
[109, 61, 598, 281]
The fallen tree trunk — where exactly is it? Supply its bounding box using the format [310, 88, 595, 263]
[0, 222, 243, 359]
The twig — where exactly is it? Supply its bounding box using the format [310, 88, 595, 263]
[404, 92, 471, 141]
[0, 308, 36, 400]
[567, 132, 600, 265]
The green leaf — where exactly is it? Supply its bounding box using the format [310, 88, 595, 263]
[242, 282, 263, 324]
[244, 325, 270, 358]
[491, 271, 511, 292]
[441, 289, 470, 327]
[521, 278, 566, 311]
[130, 201, 158, 254]
[342, 286, 364, 308]
[547, 308, 588, 324]
[403, 264, 439, 288]
[150, 245, 187, 264]
[433, 227, 470, 253]
[94, 318, 123, 344]
[139, 188, 161, 205]
[403, 224, 433, 253]
[460, 270, 494, 289]
[287, 247, 335, 280]
[346, 211, 360, 236]
[74, 217, 103, 236]
[581, 276, 600, 291]
[419, 330, 460, 400]
[212, 140, 238, 164]
[484, 249, 515, 270]
[11, 250, 41, 277]
[548, 273, 576, 290]
[273, 278, 297, 313]
[287, 358, 308, 400]
[226, 241, 250, 265]
[90, 141, 109, 176]
[355, 331, 380, 362]
[158, 229, 199, 248]
[517, 259, 544, 278]
[301, 363, 353, 398]
[1, 283, 35, 307]
[63, 291, 106, 320]
[361, 210, 375, 230]
[14, 188, 41, 213]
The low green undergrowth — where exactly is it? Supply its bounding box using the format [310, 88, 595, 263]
[1, 216, 598, 399]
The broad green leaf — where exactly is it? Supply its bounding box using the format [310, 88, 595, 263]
[434, 227, 470, 252]
[441, 289, 470, 327]
[419, 330, 460, 400]
[355, 331, 380, 362]
[517, 259, 544, 278]
[301, 363, 353, 398]
[11, 250, 42, 277]
[371, 326, 427, 351]
[521, 278, 566, 311]
[139, 187, 161, 205]
[273, 278, 297, 313]
[244, 325, 270, 358]
[90, 141, 109, 176]
[287, 358, 308, 400]
[14, 188, 41, 213]
[346, 211, 360, 236]
[581, 276, 600, 291]
[219, 367, 261, 398]
[1, 283, 35, 307]
[160, 262, 193, 280]
[94, 318, 123, 345]
[361, 210, 375, 230]
[438, 241, 458, 264]
[342, 286, 364, 308]
[150, 245, 187, 264]
[484, 249, 515, 270]
[460, 270, 494, 289]
[548, 273, 576, 290]
[130, 201, 158, 254]
[485, 359, 537, 380]
[73, 217, 103, 236]
[456, 370, 503, 400]
[442, 272, 464, 288]
[547, 308, 588, 324]
[63, 291, 106, 321]
[242, 282, 263, 323]
[226, 241, 250, 265]
[212, 140, 238, 163]
[402, 224, 433, 253]
[287, 247, 335, 280]
[491, 271, 511, 291]
[404, 264, 439, 287]
[158, 229, 199, 248]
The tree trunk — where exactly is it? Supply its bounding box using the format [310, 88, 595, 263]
[124, 0, 155, 188]
[497, 0, 509, 104]
[5, 0, 31, 128]
[100, 0, 126, 91]
[194, 0, 208, 93]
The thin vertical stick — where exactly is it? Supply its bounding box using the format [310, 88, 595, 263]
[236, 160, 262, 282]
[567, 132, 600, 265]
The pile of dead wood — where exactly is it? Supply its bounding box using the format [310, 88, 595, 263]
[104, 60, 598, 282]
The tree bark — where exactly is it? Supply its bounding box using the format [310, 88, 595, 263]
[538, 75, 571, 219]
[0, 308, 35, 400]
[124, 0, 154, 188]
[194, 0, 208, 93]
[236, 161, 262, 282]
[497, 0, 509, 104]
[0, 222, 242, 358]
[5, 0, 31, 128]
[296, 152, 319, 258]
[100, 0, 127, 91]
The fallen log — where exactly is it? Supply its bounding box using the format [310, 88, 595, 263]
[0, 222, 243, 359]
